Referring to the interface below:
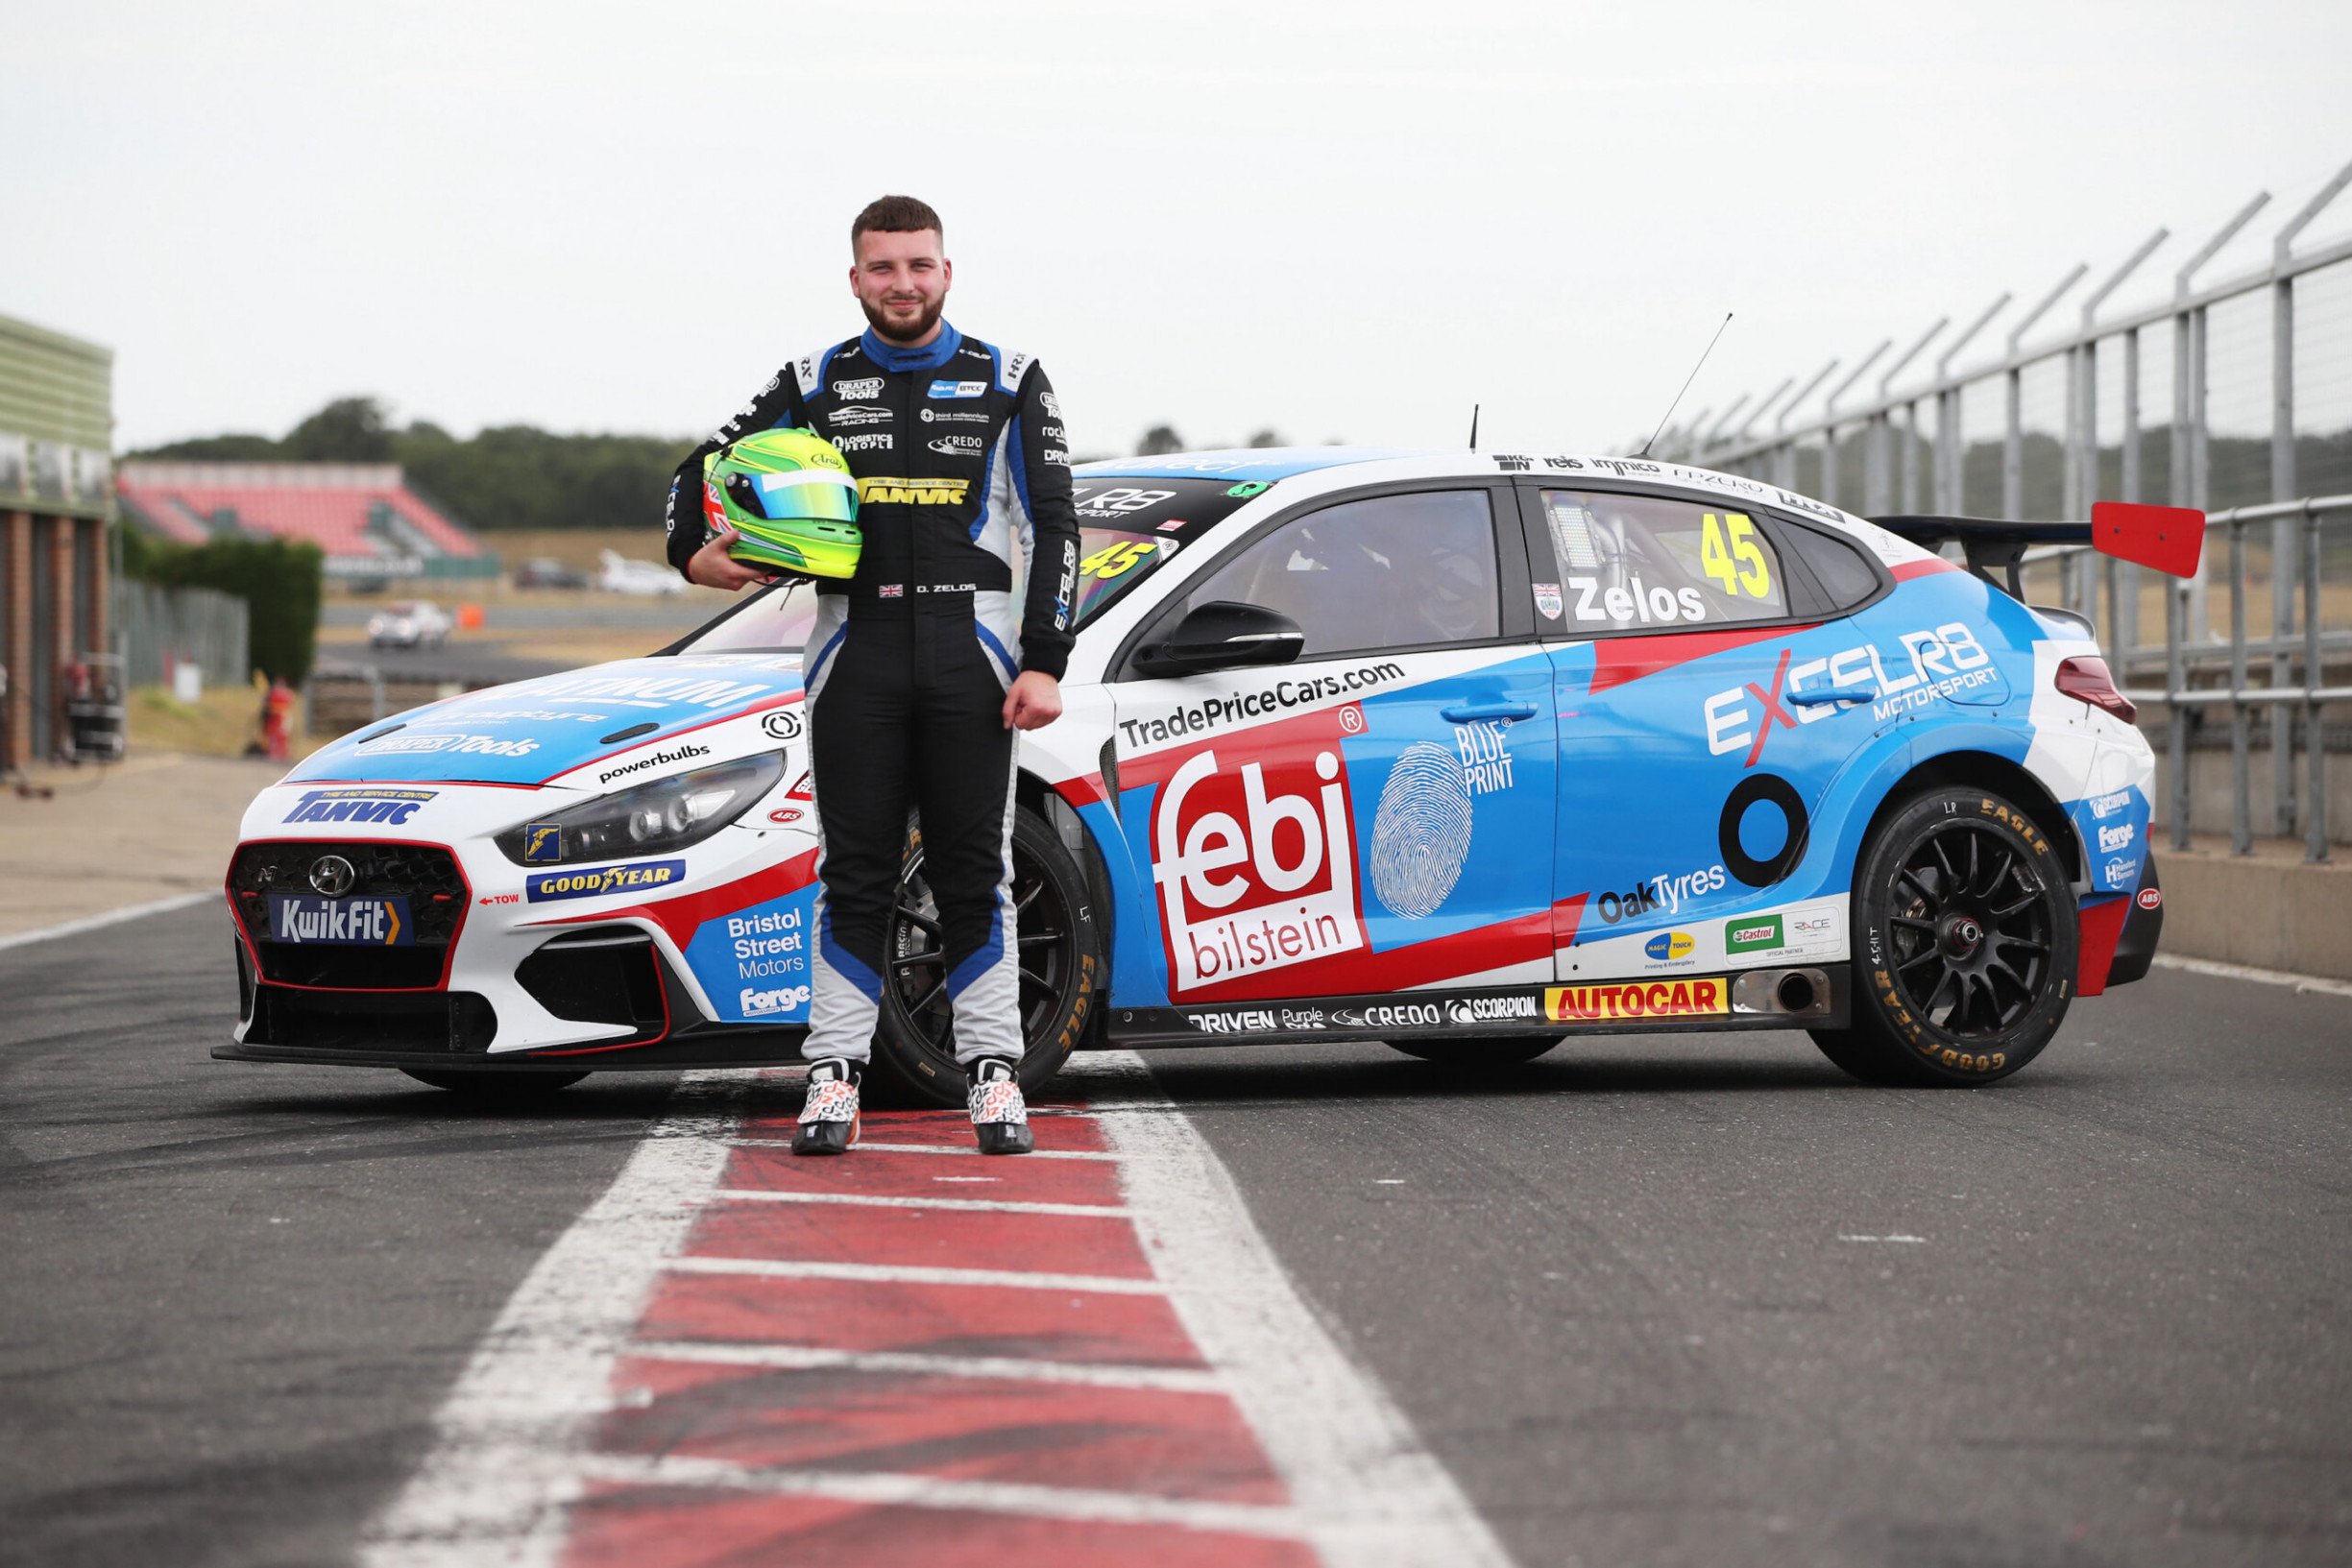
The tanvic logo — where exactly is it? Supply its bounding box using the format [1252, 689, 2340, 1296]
[1725, 914, 1785, 953]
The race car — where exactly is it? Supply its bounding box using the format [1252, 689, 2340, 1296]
[219, 448, 2194, 1099]
[365, 600, 454, 650]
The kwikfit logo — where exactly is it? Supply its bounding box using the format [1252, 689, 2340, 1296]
[1152, 745, 1362, 993]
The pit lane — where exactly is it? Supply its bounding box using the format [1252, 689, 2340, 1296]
[4, 900, 2347, 1566]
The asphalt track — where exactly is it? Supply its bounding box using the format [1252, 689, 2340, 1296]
[3, 901, 2347, 1566]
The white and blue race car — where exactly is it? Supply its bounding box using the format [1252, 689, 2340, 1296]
[220, 448, 2192, 1098]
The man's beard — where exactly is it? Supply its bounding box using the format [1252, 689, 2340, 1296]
[861, 292, 943, 346]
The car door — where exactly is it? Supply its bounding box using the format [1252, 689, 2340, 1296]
[1111, 484, 1557, 1009]
[1517, 481, 1848, 986]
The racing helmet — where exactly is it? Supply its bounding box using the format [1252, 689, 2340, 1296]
[702, 428, 862, 578]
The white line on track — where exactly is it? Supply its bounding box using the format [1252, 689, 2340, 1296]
[357, 1073, 746, 1568]
[710, 1186, 1131, 1217]
[0, 890, 215, 953]
[622, 1339, 1226, 1392]
[2150, 952, 2352, 998]
[1066, 1051, 1516, 1568]
[573, 1452, 1311, 1537]
[664, 1254, 1167, 1294]
[360, 1052, 1514, 1568]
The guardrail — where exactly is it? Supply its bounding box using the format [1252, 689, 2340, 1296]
[2019, 495, 2350, 864]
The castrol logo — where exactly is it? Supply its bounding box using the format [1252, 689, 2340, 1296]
[1152, 744, 1364, 994]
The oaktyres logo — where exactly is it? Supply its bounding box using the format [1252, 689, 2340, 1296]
[597, 743, 711, 786]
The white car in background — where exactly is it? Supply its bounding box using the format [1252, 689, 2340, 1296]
[597, 551, 688, 597]
[366, 601, 453, 650]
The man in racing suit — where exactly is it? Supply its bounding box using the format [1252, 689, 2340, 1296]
[667, 195, 1079, 1156]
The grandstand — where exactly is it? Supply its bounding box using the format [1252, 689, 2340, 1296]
[116, 462, 497, 579]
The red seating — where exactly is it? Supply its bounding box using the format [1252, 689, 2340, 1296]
[115, 463, 487, 563]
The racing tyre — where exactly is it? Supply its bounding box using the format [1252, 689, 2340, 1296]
[870, 806, 1103, 1109]
[1811, 785, 2076, 1087]
[1387, 1037, 1558, 1067]
[400, 1070, 589, 1097]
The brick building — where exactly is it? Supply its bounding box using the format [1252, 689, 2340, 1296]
[0, 312, 113, 770]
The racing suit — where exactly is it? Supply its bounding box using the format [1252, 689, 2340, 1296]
[665, 324, 1079, 1065]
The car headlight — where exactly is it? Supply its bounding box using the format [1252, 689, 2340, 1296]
[494, 753, 784, 866]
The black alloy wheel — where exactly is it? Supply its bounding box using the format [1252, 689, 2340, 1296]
[870, 806, 1101, 1108]
[1812, 784, 2077, 1086]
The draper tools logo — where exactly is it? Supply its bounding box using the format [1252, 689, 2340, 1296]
[280, 787, 435, 826]
[525, 860, 687, 903]
[1152, 743, 1363, 993]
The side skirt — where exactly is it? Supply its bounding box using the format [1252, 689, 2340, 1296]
[1098, 965, 1850, 1049]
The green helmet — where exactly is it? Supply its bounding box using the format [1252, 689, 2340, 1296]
[701, 428, 862, 578]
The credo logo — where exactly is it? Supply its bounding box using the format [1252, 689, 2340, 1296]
[1152, 745, 1362, 993]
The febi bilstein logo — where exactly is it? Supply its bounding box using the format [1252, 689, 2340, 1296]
[1644, 930, 1695, 961]
[1726, 914, 1785, 953]
[525, 859, 686, 903]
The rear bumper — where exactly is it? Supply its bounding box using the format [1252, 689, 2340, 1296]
[2106, 860, 2164, 987]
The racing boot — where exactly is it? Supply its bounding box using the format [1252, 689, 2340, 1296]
[792, 1057, 861, 1155]
[966, 1056, 1033, 1155]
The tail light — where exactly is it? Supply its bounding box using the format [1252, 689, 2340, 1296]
[2054, 656, 2136, 724]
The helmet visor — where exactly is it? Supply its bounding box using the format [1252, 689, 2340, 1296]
[734, 468, 858, 523]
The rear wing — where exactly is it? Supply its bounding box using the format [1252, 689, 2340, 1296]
[1871, 501, 2203, 598]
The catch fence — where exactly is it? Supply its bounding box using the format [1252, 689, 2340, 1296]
[1670, 158, 2352, 862]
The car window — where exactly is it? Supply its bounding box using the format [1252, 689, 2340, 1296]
[1176, 490, 1499, 657]
[670, 581, 819, 655]
[1531, 490, 1787, 633]
[1779, 521, 1881, 613]
[1066, 476, 1278, 629]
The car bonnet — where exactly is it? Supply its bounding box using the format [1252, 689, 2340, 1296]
[282, 655, 806, 788]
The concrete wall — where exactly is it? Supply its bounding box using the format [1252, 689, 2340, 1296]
[2150, 847, 2352, 979]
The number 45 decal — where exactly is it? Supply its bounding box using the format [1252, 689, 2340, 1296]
[1079, 539, 1169, 580]
[1700, 513, 1771, 598]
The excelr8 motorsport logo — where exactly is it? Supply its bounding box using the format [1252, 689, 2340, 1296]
[1150, 718, 1365, 995]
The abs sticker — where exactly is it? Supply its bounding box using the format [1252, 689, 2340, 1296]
[524, 859, 686, 903]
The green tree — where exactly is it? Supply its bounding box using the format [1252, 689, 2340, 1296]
[284, 397, 397, 462]
[126, 536, 323, 684]
[1247, 428, 1283, 448]
[1136, 424, 1183, 456]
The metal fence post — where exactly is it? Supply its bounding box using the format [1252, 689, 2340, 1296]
[1902, 398, 1921, 513]
[1820, 346, 1887, 512]
[2121, 326, 2142, 657]
[2228, 518, 2250, 856]
[2268, 164, 2352, 837]
[2169, 557, 2191, 851]
[2307, 505, 2330, 863]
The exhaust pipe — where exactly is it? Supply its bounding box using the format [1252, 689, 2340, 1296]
[1731, 967, 1833, 1020]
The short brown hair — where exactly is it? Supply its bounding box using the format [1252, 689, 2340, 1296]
[852, 195, 943, 245]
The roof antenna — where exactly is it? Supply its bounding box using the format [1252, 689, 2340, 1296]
[1468, 403, 1480, 450]
[1637, 312, 1733, 458]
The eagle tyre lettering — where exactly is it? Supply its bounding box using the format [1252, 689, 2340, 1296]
[1810, 784, 2076, 1088]
[1719, 773, 1809, 887]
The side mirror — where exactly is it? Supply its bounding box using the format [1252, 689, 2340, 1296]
[1134, 600, 1305, 675]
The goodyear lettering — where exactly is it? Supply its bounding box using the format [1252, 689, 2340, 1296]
[1543, 977, 1727, 1023]
[524, 859, 687, 904]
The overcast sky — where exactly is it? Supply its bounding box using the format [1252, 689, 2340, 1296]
[7, 0, 2350, 460]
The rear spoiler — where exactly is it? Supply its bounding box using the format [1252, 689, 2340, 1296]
[1871, 501, 2203, 598]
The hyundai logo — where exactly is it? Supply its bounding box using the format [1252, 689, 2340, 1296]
[308, 855, 356, 897]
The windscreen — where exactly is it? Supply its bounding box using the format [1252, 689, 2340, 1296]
[1068, 476, 1278, 628]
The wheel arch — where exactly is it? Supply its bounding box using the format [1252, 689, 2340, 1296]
[1861, 748, 2082, 886]
[1017, 770, 1117, 1003]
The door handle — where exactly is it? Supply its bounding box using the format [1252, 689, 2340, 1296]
[1440, 702, 1539, 723]
[1785, 687, 1875, 708]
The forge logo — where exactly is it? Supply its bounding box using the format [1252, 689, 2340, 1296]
[1149, 722, 1365, 996]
